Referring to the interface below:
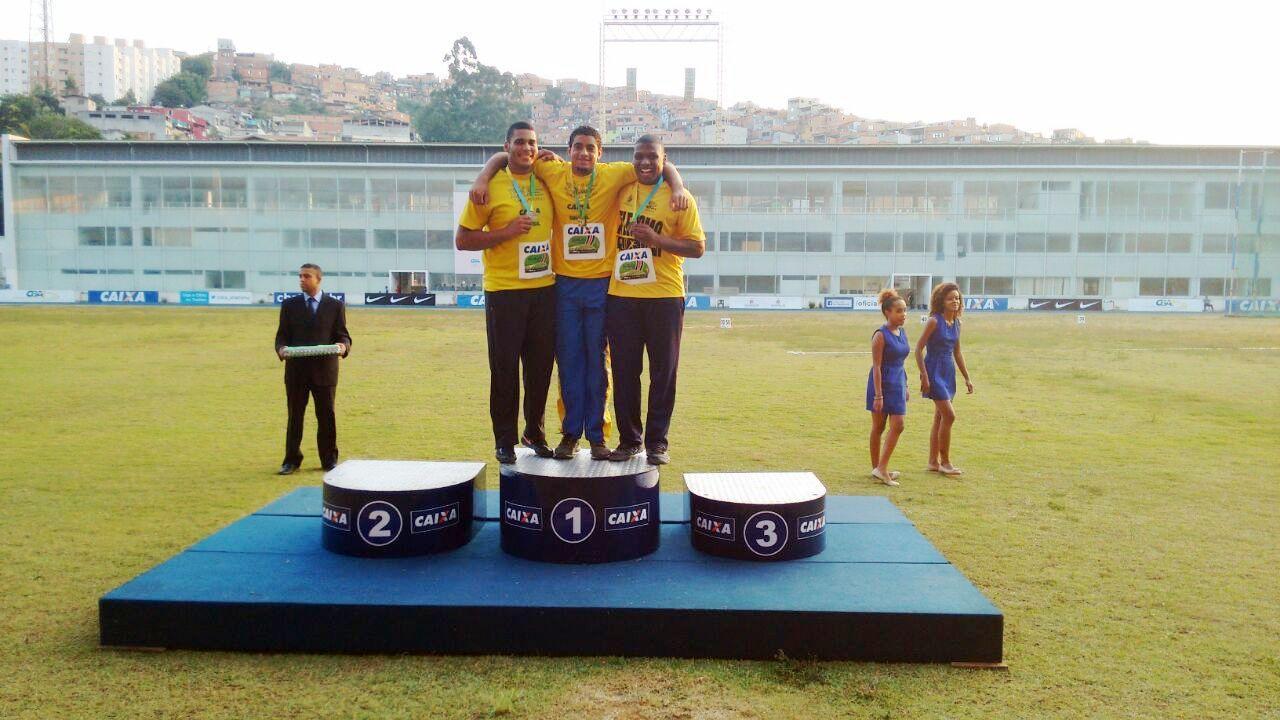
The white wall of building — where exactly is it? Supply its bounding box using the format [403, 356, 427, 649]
[0, 39, 32, 95]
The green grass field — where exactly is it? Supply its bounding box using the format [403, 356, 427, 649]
[1, 307, 1277, 719]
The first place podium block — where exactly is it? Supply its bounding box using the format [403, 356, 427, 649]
[500, 448, 659, 563]
[322, 460, 485, 558]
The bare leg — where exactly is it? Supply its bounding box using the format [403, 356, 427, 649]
[870, 412, 886, 469]
[876, 415, 905, 475]
[935, 400, 960, 473]
[928, 406, 943, 470]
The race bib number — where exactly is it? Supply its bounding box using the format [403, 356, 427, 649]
[614, 247, 657, 285]
[519, 240, 552, 279]
[562, 223, 606, 260]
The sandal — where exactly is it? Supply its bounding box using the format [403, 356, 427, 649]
[939, 465, 964, 476]
[871, 468, 900, 486]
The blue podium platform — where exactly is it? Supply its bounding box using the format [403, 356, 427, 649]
[100, 488, 1003, 662]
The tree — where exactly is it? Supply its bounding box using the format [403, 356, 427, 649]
[63, 76, 79, 94]
[112, 90, 138, 106]
[181, 53, 213, 79]
[0, 93, 100, 139]
[89, 93, 107, 107]
[269, 61, 292, 84]
[413, 38, 529, 143]
[543, 85, 564, 109]
[152, 72, 208, 108]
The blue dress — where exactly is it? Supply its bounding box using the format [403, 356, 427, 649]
[866, 325, 909, 415]
[923, 313, 959, 400]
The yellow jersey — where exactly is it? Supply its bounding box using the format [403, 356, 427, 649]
[458, 170, 555, 292]
[608, 181, 705, 299]
[533, 159, 638, 278]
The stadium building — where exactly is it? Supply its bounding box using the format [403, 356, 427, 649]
[1, 137, 1276, 306]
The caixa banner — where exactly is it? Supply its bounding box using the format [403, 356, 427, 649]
[363, 293, 436, 306]
[1227, 299, 1280, 314]
[456, 293, 485, 308]
[963, 297, 1009, 311]
[685, 294, 710, 309]
[274, 292, 346, 304]
[89, 290, 159, 304]
[1028, 298, 1102, 311]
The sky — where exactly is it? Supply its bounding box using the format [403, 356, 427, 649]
[11, 0, 1279, 145]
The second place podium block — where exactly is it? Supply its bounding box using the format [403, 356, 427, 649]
[500, 448, 660, 563]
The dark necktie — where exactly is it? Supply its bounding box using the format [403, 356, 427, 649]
[308, 297, 318, 316]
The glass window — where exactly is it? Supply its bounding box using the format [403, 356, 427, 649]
[899, 233, 925, 252]
[282, 229, 305, 248]
[1138, 234, 1166, 253]
[397, 178, 425, 211]
[866, 232, 894, 252]
[988, 182, 1016, 218]
[897, 181, 925, 212]
[807, 181, 833, 212]
[1201, 278, 1226, 295]
[191, 176, 217, 208]
[867, 181, 895, 213]
[340, 229, 366, 249]
[718, 275, 744, 293]
[1015, 233, 1046, 252]
[1140, 181, 1170, 220]
[686, 275, 714, 293]
[1167, 234, 1192, 253]
[425, 179, 452, 212]
[49, 176, 77, 212]
[1016, 181, 1040, 210]
[806, 232, 832, 252]
[957, 276, 981, 294]
[685, 180, 715, 211]
[1107, 233, 1136, 253]
[844, 232, 865, 252]
[397, 230, 426, 249]
[427, 230, 453, 249]
[842, 181, 867, 213]
[253, 177, 278, 211]
[1079, 233, 1106, 252]
[926, 180, 952, 213]
[339, 178, 366, 210]
[221, 177, 247, 208]
[1079, 180, 1107, 218]
[778, 180, 807, 212]
[1110, 181, 1139, 218]
[78, 227, 106, 246]
[963, 181, 989, 216]
[1139, 277, 1165, 296]
[748, 179, 776, 212]
[311, 178, 339, 209]
[776, 232, 805, 251]
[16, 175, 48, 213]
[78, 176, 106, 210]
[746, 275, 776, 293]
[1204, 182, 1231, 210]
[311, 229, 339, 249]
[721, 180, 748, 211]
[115, 227, 133, 246]
[280, 178, 308, 209]
[1169, 182, 1194, 220]
[1166, 277, 1190, 296]
[1080, 277, 1103, 296]
[1047, 234, 1072, 252]
[163, 176, 192, 208]
[985, 277, 1014, 295]
[373, 229, 397, 249]
[371, 179, 396, 212]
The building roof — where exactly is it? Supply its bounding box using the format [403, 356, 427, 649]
[3, 137, 1277, 169]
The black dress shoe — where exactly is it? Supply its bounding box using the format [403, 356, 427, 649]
[608, 443, 643, 462]
[277, 463, 299, 475]
[553, 435, 579, 460]
[521, 435, 554, 459]
[495, 446, 517, 464]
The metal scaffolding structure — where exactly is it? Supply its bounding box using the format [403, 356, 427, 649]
[598, 8, 724, 143]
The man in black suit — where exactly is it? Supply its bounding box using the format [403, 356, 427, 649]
[274, 263, 352, 475]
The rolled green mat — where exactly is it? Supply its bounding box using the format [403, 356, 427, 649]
[281, 344, 342, 359]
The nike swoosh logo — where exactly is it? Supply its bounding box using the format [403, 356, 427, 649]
[413, 297, 431, 304]
[390, 296, 408, 303]
[1080, 301, 1100, 309]
[1030, 301, 1050, 309]
[366, 296, 385, 302]
[1055, 301, 1073, 309]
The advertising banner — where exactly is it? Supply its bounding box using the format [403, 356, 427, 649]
[88, 290, 159, 304]
[363, 293, 436, 306]
[1226, 299, 1280, 314]
[1028, 298, 1102, 312]
[0, 289, 77, 303]
[1127, 298, 1204, 312]
[823, 296, 879, 310]
[685, 294, 711, 310]
[714, 296, 805, 310]
[963, 297, 1009, 311]
[274, 292, 346, 304]
[456, 293, 485, 308]
[179, 290, 254, 305]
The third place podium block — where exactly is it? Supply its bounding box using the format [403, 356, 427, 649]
[686, 472, 827, 561]
[500, 448, 659, 563]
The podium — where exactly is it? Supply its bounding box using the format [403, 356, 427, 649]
[500, 448, 659, 563]
[321, 460, 484, 557]
[685, 472, 827, 561]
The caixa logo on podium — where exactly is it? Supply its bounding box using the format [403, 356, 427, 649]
[504, 501, 542, 530]
[274, 292, 346, 304]
[89, 290, 159, 304]
[322, 502, 351, 532]
[693, 510, 736, 541]
[604, 502, 650, 531]
[411, 502, 460, 533]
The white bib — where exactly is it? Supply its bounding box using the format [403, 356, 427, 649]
[614, 247, 657, 285]
[519, 240, 552, 280]
[562, 223, 606, 260]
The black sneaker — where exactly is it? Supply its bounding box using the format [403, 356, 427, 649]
[521, 435, 554, 459]
[553, 435, 579, 460]
[495, 446, 517, 464]
[608, 443, 643, 462]
[590, 442, 611, 461]
[646, 444, 670, 465]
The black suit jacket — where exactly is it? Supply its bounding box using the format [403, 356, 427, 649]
[275, 293, 353, 387]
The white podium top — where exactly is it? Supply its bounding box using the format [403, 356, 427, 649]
[505, 446, 654, 479]
[323, 460, 485, 492]
[684, 472, 827, 504]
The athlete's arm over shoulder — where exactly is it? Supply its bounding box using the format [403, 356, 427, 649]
[469, 153, 510, 205]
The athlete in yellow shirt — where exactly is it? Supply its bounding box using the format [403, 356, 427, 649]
[605, 135, 706, 465]
[456, 121, 556, 464]
[469, 126, 687, 461]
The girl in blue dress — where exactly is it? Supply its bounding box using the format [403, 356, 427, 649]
[914, 282, 974, 476]
[866, 288, 910, 486]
